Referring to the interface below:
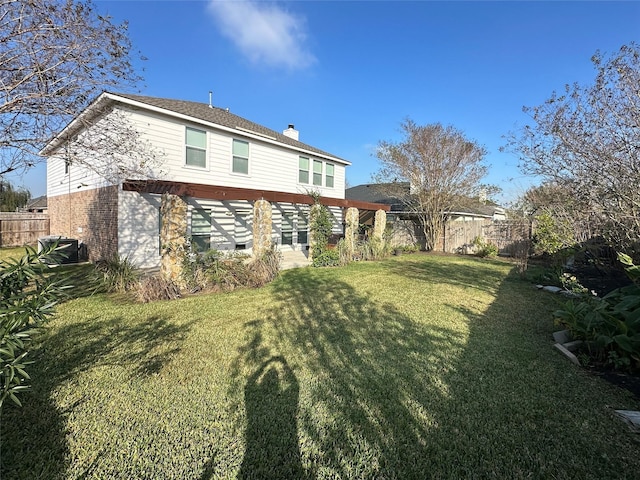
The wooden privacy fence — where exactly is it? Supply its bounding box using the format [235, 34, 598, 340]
[0, 213, 50, 247]
[439, 218, 532, 254]
[482, 220, 531, 255]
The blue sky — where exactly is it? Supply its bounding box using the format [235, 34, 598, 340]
[13, 0, 640, 204]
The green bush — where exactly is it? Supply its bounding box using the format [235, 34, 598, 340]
[0, 244, 70, 408]
[553, 253, 640, 372]
[472, 236, 499, 258]
[312, 249, 340, 267]
[310, 203, 334, 267]
[532, 212, 574, 256]
[401, 243, 420, 253]
[357, 236, 391, 261]
[95, 255, 141, 293]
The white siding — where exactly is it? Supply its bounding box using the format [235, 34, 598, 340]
[187, 199, 254, 252]
[122, 106, 347, 199]
[118, 191, 161, 269]
[47, 104, 348, 200]
[271, 203, 313, 250]
[46, 153, 114, 198]
[327, 206, 344, 235]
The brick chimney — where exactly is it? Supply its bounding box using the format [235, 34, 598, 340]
[283, 124, 299, 141]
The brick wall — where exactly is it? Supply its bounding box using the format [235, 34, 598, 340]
[48, 186, 119, 262]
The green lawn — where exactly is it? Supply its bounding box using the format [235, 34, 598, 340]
[0, 245, 31, 262]
[2, 254, 639, 479]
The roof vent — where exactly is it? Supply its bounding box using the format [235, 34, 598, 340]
[283, 124, 299, 141]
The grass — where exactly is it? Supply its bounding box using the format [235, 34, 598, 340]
[1, 253, 640, 479]
[0, 245, 32, 262]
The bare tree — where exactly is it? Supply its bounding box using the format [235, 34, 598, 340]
[504, 43, 640, 253]
[375, 119, 489, 251]
[0, 0, 144, 177]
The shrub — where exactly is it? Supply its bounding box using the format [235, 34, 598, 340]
[181, 245, 281, 292]
[136, 275, 181, 303]
[310, 203, 334, 266]
[312, 249, 340, 267]
[336, 238, 352, 266]
[532, 211, 574, 257]
[553, 253, 640, 372]
[248, 244, 282, 287]
[0, 244, 70, 408]
[95, 255, 140, 293]
[401, 243, 420, 253]
[472, 236, 499, 258]
[356, 236, 391, 261]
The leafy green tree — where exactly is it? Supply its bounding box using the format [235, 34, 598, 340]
[532, 211, 574, 258]
[0, 179, 30, 211]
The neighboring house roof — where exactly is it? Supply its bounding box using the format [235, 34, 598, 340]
[41, 92, 350, 165]
[345, 183, 406, 211]
[346, 183, 505, 218]
[26, 195, 47, 210]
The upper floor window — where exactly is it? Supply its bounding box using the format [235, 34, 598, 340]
[232, 139, 249, 174]
[325, 163, 335, 188]
[186, 127, 206, 168]
[313, 160, 322, 186]
[64, 159, 71, 175]
[299, 156, 309, 184]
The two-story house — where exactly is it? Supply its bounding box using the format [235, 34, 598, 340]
[43, 92, 387, 269]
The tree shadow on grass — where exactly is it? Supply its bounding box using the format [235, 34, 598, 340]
[389, 258, 640, 477]
[0, 313, 192, 479]
[232, 256, 640, 478]
[231, 268, 466, 478]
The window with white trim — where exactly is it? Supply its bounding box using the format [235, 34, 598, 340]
[186, 127, 207, 168]
[232, 139, 249, 174]
[282, 212, 295, 245]
[297, 213, 309, 244]
[313, 160, 322, 186]
[234, 210, 251, 250]
[190, 209, 211, 252]
[325, 163, 335, 188]
[299, 156, 309, 184]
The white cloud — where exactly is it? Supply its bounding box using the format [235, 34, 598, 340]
[207, 0, 316, 70]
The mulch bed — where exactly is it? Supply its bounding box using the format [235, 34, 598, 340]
[587, 367, 640, 400]
[563, 262, 640, 399]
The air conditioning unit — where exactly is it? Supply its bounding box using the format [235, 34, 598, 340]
[37, 236, 79, 264]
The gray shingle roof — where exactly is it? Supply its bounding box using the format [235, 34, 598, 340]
[26, 195, 47, 209]
[346, 183, 503, 217]
[112, 93, 348, 164]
